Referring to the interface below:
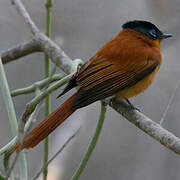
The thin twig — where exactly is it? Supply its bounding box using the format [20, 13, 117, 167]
[43, 0, 53, 179]
[5, 89, 42, 180]
[0, 58, 18, 135]
[0, 137, 18, 156]
[24, 88, 42, 133]
[0, 97, 41, 156]
[5, 152, 20, 180]
[0, 57, 28, 180]
[22, 72, 72, 119]
[11, 74, 65, 97]
[21, 59, 82, 119]
[160, 80, 179, 125]
[32, 127, 80, 180]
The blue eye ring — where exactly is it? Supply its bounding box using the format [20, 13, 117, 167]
[149, 29, 157, 38]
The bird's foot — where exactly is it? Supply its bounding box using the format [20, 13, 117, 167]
[125, 98, 141, 112]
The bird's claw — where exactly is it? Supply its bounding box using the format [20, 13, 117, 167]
[125, 98, 141, 112]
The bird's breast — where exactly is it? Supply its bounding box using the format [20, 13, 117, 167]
[115, 64, 160, 98]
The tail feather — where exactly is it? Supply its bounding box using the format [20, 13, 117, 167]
[12, 92, 78, 152]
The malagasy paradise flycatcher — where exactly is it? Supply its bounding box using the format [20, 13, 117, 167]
[12, 20, 172, 152]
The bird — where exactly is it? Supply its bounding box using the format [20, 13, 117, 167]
[12, 20, 172, 152]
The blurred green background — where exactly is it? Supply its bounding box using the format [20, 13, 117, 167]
[0, 0, 180, 179]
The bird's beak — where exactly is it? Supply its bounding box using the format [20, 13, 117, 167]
[160, 32, 173, 39]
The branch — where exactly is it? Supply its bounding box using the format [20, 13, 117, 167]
[43, 0, 53, 178]
[9, 0, 73, 74]
[0, 90, 42, 156]
[37, 33, 73, 74]
[1, 38, 40, 64]
[110, 98, 180, 154]
[0, 58, 18, 135]
[23, 65, 77, 116]
[11, 73, 65, 97]
[0, 57, 28, 180]
[5, 89, 42, 180]
[11, 0, 39, 35]
[0, 137, 18, 156]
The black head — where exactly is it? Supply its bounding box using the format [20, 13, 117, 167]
[122, 20, 172, 40]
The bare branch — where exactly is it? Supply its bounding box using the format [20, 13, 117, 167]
[110, 98, 180, 154]
[11, 0, 39, 35]
[1, 34, 73, 74]
[1, 38, 40, 64]
[37, 33, 73, 74]
[5, 90, 42, 180]
[11, 73, 65, 97]
[9, 0, 73, 74]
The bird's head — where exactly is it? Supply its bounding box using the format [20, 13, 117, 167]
[122, 20, 172, 41]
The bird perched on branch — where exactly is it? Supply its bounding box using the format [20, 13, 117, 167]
[12, 20, 172, 152]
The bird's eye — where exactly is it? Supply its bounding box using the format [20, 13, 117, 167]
[149, 29, 157, 38]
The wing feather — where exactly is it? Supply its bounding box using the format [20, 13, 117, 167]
[72, 57, 159, 109]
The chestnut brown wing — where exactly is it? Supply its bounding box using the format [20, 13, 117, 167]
[72, 57, 159, 109]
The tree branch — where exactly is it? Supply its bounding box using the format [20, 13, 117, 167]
[1, 38, 40, 64]
[11, 0, 39, 35]
[0, 57, 28, 180]
[110, 98, 180, 154]
[11, 73, 65, 97]
[37, 33, 73, 74]
[9, 0, 73, 74]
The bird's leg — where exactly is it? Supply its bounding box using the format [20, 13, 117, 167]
[125, 98, 141, 112]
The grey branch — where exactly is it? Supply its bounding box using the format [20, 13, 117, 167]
[110, 99, 180, 154]
[11, 0, 39, 35]
[37, 33, 73, 74]
[1, 38, 40, 64]
[11, 73, 65, 97]
[1, 34, 73, 74]
[6, 0, 73, 74]
[3, 0, 180, 155]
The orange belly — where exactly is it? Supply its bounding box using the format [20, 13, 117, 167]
[116, 66, 160, 98]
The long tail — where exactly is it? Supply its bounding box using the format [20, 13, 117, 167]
[12, 92, 78, 152]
